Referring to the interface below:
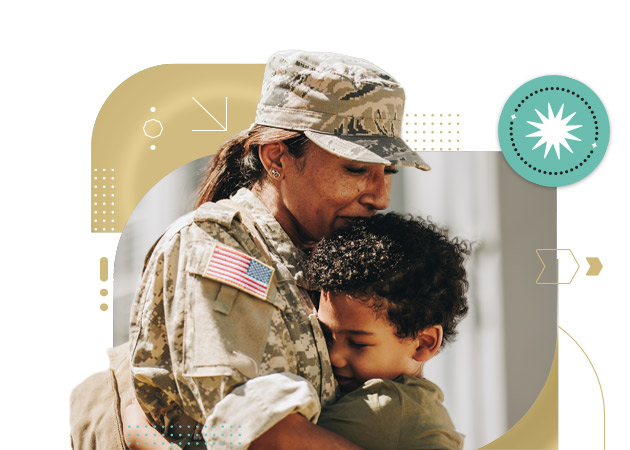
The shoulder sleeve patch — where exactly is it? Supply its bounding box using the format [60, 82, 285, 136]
[196, 243, 275, 302]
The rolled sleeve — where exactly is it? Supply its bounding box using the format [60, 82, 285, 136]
[204, 372, 321, 447]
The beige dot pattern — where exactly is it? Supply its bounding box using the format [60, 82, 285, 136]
[403, 113, 461, 151]
[92, 168, 117, 232]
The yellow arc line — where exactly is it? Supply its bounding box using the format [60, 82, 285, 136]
[558, 325, 605, 450]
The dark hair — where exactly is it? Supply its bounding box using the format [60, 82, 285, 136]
[195, 124, 311, 207]
[307, 213, 471, 345]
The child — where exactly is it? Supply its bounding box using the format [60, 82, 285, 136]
[125, 213, 469, 450]
[308, 212, 470, 450]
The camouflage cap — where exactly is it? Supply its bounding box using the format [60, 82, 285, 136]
[255, 50, 430, 171]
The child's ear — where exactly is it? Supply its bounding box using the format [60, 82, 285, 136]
[413, 325, 443, 362]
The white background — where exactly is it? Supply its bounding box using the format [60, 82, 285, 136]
[1, 1, 626, 448]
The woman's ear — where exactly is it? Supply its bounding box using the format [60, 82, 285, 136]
[259, 142, 288, 180]
[413, 325, 443, 362]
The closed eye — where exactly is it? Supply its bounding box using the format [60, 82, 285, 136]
[348, 341, 372, 349]
[345, 166, 398, 175]
[344, 166, 368, 174]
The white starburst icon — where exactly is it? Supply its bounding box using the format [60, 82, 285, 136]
[526, 103, 582, 159]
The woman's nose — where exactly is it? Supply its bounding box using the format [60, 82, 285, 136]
[360, 168, 391, 211]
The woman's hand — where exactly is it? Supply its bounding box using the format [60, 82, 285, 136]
[123, 399, 172, 450]
[249, 413, 363, 450]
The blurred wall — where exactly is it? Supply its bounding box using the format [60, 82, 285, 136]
[392, 152, 556, 449]
[113, 157, 208, 345]
[496, 156, 557, 428]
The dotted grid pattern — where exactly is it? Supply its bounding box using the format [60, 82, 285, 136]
[92, 168, 117, 232]
[509, 86, 600, 176]
[403, 113, 461, 151]
[127, 424, 244, 447]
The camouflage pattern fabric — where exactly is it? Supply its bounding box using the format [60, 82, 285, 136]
[129, 188, 337, 448]
[254, 50, 430, 171]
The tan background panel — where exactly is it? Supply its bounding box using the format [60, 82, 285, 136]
[482, 345, 558, 449]
[91, 64, 265, 232]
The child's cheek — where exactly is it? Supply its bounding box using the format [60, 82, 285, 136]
[356, 354, 378, 380]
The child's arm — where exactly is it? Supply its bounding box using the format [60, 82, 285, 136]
[123, 401, 181, 450]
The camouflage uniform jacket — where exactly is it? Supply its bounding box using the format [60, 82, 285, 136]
[129, 188, 337, 448]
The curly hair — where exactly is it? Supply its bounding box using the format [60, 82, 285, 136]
[307, 213, 471, 345]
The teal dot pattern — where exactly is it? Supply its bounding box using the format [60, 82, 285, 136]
[126, 424, 244, 447]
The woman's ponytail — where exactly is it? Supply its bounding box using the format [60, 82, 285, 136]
[195, 125, 309, 207]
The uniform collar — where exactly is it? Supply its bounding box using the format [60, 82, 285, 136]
[230, 188, 312, 288]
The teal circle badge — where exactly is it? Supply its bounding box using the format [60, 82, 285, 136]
[499, 75, 609, 187]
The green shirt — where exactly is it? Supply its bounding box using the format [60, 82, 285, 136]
[318, 375, 464, 450]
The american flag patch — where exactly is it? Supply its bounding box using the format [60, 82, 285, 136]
[203, 244, 274, 300]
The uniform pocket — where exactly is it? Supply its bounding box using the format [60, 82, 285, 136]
[182, 242, 277, 381]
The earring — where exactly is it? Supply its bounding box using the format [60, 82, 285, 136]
[270, 169, 281, 179]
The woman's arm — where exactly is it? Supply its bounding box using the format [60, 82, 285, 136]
[123, 401, 363, 450]
[123, 401, 177, 450]
[129, 211, 329, 448]
[250, 414, 363, 450]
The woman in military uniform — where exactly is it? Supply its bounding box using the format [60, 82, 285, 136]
[127, 50, 430, 449]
